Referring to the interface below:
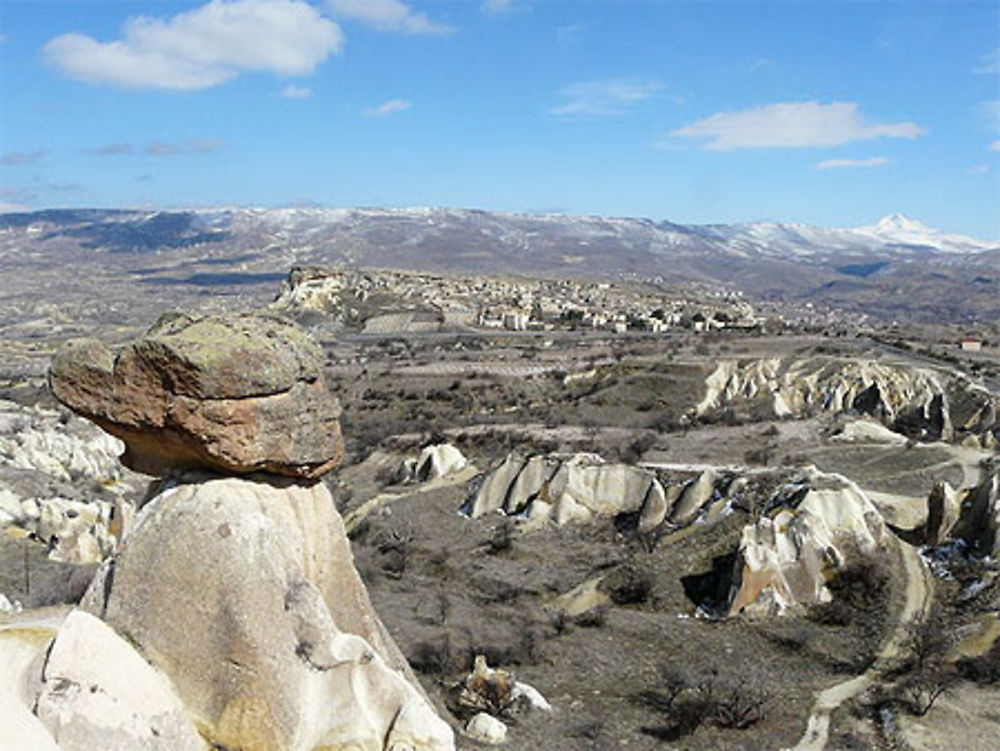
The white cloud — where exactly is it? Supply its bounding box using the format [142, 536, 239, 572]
[814, 156, 890, 170]
[974, 48, 1000, 74]
[482, 0, 514, 14]
[1, 150, 46, 166]
[326, 0, 453, 34]
[991, 140, 1000, 151]
[551, 78, 662, 117]
[967, 164, 990, 175]
[282, 84, 312, 98]
[0, 203, 31, 213]
[44, 0, 343, 90]
[364, 98, 412, 117]
[668, 101, 924, 150]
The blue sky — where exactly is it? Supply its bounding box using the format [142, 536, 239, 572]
[1, 0, 998, 237]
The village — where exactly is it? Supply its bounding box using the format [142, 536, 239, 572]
[273, 265, 768, 335]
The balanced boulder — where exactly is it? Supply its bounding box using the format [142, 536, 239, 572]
[49, 312, 343, 478]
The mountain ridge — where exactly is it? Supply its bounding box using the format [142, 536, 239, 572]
[1, 206, 997, 324]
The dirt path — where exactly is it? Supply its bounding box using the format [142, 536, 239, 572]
[342, 465, 479, 533]
[786, 531, 932, 751]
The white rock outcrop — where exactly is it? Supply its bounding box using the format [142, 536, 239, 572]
[0, 400, 125, 484]
[695, 357, 998, 441]
[412, 443, 468, 482]
[0, 400, 139, 564]
[0, 490, 117, 564]
[831, 419, 909, 446]
[0, 608, 205, 751]
[464, 453, 667, 529]
[727, 471, 887, 617]
[84, 473, 454, 751]
[465, 713, 507, 745]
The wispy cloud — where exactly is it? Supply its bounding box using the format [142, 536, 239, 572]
[281, 84, 312, 99]
[749, 57, 777, 72]
[974, 48, 1000, 74]
[326, 0, 453, 34]
[814, 156, 890, 170]
[967, 164, 990, 175]
[668, 101, 924, 150]
[482, 0, 515, 14]
[556, 24, 583, 51]
[551, 78, 662, 117]
[991, 140, 1000, 152]
[364, 98, 412, 117]
[88, 140, 223, 156]
[44, 0, 343, 90]
[1, 150, 46, 166]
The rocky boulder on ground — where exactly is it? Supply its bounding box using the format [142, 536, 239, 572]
[49, 311, 343, 478]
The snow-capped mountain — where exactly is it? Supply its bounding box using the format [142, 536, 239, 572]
[854, 213, 995, 254]
[1, 206, 997, 322]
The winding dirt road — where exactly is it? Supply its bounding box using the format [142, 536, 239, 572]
[786, 537, 932, 751]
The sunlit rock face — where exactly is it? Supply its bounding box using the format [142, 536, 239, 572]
[49, 311, 343, 478]
[696, 357, 998, 441]
[0, 399, 141, 567]
[83, 473, 453, 751]
[0, 608, 206, 751]
[726, 470, 887, 618]
[464, 452, 668, 529]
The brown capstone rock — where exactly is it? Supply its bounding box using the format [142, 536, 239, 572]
[49, 311, 343, 478]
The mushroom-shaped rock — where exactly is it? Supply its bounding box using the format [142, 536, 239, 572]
[49, 312, 343, 478]
[82, 473, 454, 751]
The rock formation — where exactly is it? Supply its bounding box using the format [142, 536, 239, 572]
[464, 452, 668, 529]
[0, 608, 205, 751]
[17, 310, 455, 751]
[49, 311, 343, 478]
[404, 443, 468, 482]
[950, 472, 1000, 557]
[695, 357, 998, 441]
[84, 473, 451, 751]
[726, 470, 887, 617]
[0, 399, 142, 573]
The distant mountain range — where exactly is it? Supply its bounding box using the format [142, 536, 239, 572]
[1, 207, 997, 323]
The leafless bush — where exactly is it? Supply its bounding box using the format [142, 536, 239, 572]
[636, 667, 773, 741]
